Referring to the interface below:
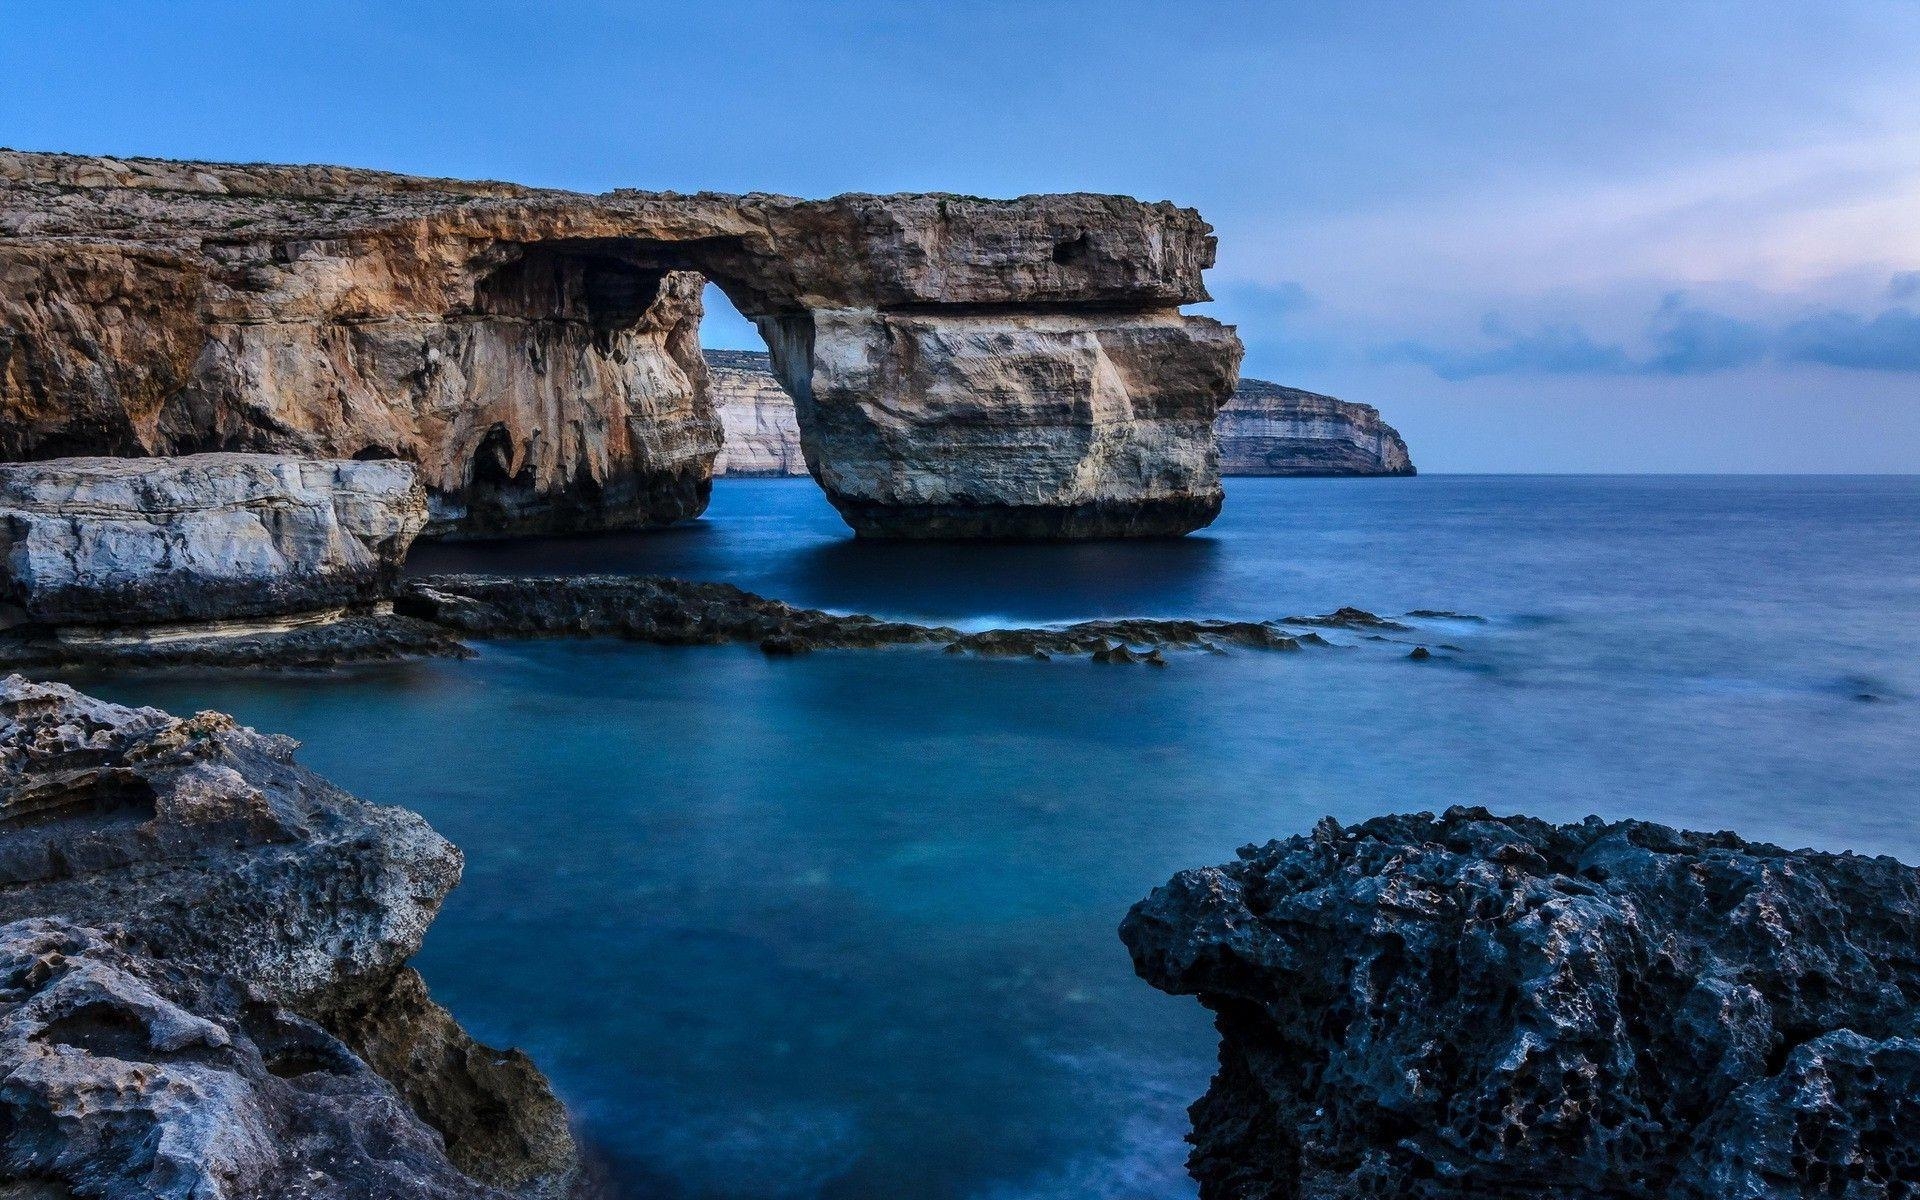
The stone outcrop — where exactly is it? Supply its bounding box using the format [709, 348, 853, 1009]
[0, 453, 425, 629]
[0, 675, 584, 1197]
[0, 918, 510, 1199]
[707, 353, 1414, 481]
[706, 349, 804, 477]
[1122, 806, 1920, 1199]
[0, 149, 1239, 538]
[1216, 378, 1413, 475]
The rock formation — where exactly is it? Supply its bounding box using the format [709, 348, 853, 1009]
[1122, 806, 1920, 1199]
[1215, 378, 1413, 475]
[0, 453, 425, 629]
[0, 675, 584, 1197]
[706, 349, 805, 477]
[0, 918, 511, 1199]
[705, 351, 1411, 480]
[0, 150, 1239, 538]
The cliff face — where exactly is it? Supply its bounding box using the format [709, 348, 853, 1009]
[705, 352, 1412, 480]
[1216, 378, 1413, 475]
[706, 349, 804, 477]
[0, 675, 583, 1197]
[0, 150, 1239, 538]
[1122, 806, 1920, 1199]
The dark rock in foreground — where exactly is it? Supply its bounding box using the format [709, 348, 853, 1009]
[0, 676, 584, 1197]
[1121, 806, 1920, 1199]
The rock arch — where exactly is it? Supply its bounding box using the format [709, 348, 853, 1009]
[0, 151, 1242, 538]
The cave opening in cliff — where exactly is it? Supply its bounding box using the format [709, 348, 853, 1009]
[473, 242, 671, 347]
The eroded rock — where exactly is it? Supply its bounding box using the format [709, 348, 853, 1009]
[1, 150, 1238, 538]
[0, 918, 507, 1199]
[1121, 806, 1920, 1199]
[0, 676, 583, 1197]
[0, 454, 426, 627]
[1216, 378, 1414, 476]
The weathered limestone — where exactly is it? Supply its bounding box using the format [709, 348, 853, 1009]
[1217, 378, 1414, 475]
[0, 676, 584, 1197]
[706, 349, 804, 477]
[1122, 806, 1920, 1199]
[708, 352, 1413, 480]
[0, 919, 510, 1199]
[0, 453, 425, 628]
[0, 150, 1239, 538]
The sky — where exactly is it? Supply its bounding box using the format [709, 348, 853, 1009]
[4, 0, 1916, 471]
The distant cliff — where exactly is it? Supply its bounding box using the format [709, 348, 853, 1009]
[707, 349, 806, 477]
[1217, 378, 1413, 476]
[705, 351, 1412, 478]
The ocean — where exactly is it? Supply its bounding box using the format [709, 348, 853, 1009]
[74, 475, 1920, 1199]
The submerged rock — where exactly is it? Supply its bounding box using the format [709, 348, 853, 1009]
[0, 454, 426, 628]
[1121, 806, 1920, 1198]
[0, 918, 508, 1199]
[397, 574, 1307, 660]
[0, 676, 584, 1197]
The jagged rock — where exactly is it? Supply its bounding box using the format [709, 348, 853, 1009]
[1216, 378, 1414, 476]
[0, 676, 582, 1197]
[0, 918, 507, 1199]
[0, 454, 425, 627]
[1121, 806, 1920, 1199]
[1, 150, 1238, 538]
[706, 349, 804, 477]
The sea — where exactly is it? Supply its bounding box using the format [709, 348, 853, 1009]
[73, 475, 1920, 1199]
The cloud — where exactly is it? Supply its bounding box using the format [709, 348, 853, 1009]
[1379, 316, 1633, 381]
[1383, 278, 1920, 380]
[1779, 308, 1920, 371]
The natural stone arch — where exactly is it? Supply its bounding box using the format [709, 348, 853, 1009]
[0, 151, 1242, 539]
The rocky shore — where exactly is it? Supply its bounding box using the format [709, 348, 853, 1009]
[1122, 806, 1920, 1198]
[0, 675, 585, 1197]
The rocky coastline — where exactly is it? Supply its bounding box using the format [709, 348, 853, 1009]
[1, 149, 1239, 540]
[1123, 806, 1920, 1198]
[704, 348, 1416, 480]
[0, 675, 586, 1197]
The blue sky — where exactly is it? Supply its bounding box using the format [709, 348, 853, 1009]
[5, 0, 1915, 471]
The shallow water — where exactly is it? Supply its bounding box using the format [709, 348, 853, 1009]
[77, 476, 1920, 1199]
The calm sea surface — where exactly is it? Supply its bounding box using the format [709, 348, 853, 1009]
[76, 476, 1920, 1199]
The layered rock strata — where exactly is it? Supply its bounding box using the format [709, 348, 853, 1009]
[707, 352, 1415, 480]
[1122, 806, 1920, 1199]
[706, 349, 804, 477]
[0, 150, 1239, 538]
[0, 675, 583, 1197]
[1216, 378, 1414, 475]
[0, 453, 426, 629]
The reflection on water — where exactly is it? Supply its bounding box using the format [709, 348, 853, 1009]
[82, 476, 1920, 1199]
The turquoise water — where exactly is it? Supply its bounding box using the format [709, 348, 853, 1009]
[75, 476, 1920, 1199]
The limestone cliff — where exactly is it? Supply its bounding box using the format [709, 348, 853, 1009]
[0, 150, 1239, 538]
[706, 349, 804, 477]
[705, 352, 1411, 480]
[1215, 377, 1413, 475]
